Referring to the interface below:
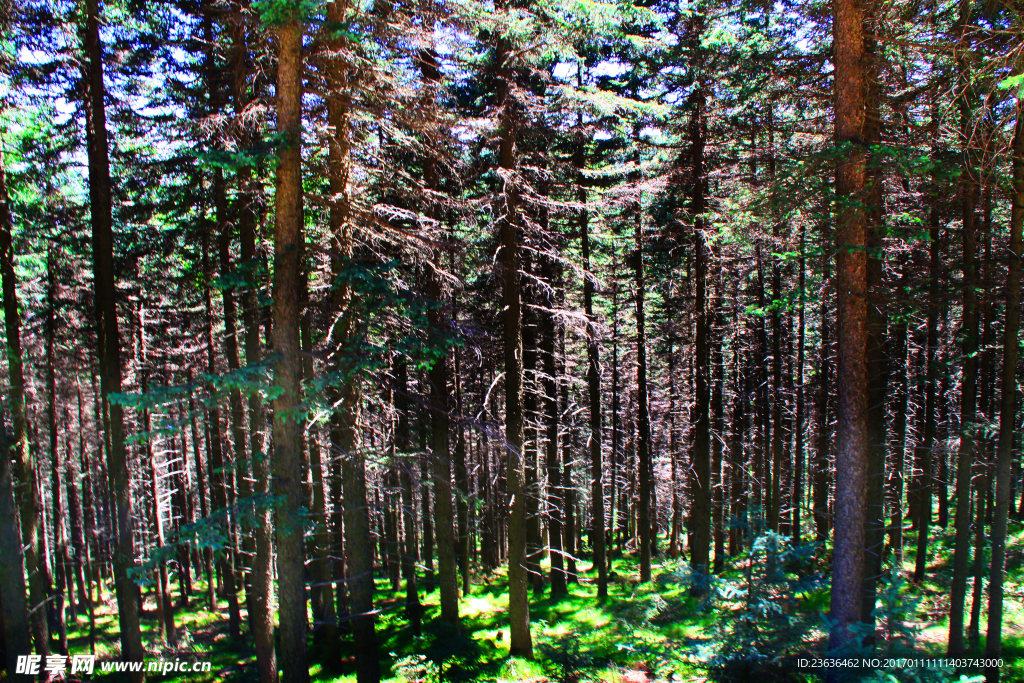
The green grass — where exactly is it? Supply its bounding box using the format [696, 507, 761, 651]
[63, 522, 1024, 683]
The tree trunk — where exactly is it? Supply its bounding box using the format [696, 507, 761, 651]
[496, 26, 532, 656]
[793, 224, 806, 543]
[915, 88, 943, 584]
[540, 251, 566, 596]
[395, 361, 422, 634]
[84, 0, 144, 672]
[635, 180, 653, 583]
[578, 139, 606, 598]
[454, 350, 471, 596]
[949, 9, 979, 651]
[984, 99, 1024, 683]
[428, 285, 459, 625]
[814, 188, 833, 542]
[271, 15, 309, 683]
[0, 425, 31, 682]
[830, 0, 869, 656]
[203, 204, 241, 639]
[861, 33, 887, 636]
[688, 56, 711, 584]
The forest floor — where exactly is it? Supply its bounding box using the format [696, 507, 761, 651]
[64, 522, 1024, 683]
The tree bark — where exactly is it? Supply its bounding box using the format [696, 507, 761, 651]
[0, 424, 31, 682]
[949, 6, 979, 651]
[496, 26, 532, 656]
[577, 138, 606, 598]
[83, 0, 144, 672]
[984, 98, 1024, 683]
[686, 37, 712, 581]
[271, 14, 309, 683]
[830, 0, 869, 657]
[635, 178, 653, 583]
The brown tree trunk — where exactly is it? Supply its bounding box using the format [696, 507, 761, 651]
[496, 26, 532, 656]
[0, 158, 32, 682]
[793, 225, 807, 543]
[47, 249, 71, 654]
[635, 180, 653, 583]
[984, 99, 1024, 683]
[203, 206, 241, 639]
[914, 88, 943, 584]
[303, 316, 338, 666]
[271, 15, 309, 683]
[830, 0, 869, 656]
[395, 360, 423, 632]
[0, 423, 31, 682]
[688, 51, 711, 584]
[949, 8, 979, 651]
[577, 139, 606, 598]
[560, 320, 577, 580]
[83, 0, 144, 672]
[540, 251, 566, 596]
[415, 48, 460, 625]
[428, 282, 459, 625]
[712, 280, 726, 570]
[814, 190, 833, 542]
[454, 350, 471, 596]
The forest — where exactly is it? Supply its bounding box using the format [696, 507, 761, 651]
[0, 0, 1023, 681]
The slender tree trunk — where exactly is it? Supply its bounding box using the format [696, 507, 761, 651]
[814, 188, 833, 542]
[635, 179, 653, 583]
[0, 423, 31, 682]
[428, 281, 459, 625]
[47, 249, 71, 654]
[577, 139, 606, 598]
[688, 59, 711, 585]
[496, 26, 532, 657]
[915, 89, 943, 584]
[540, 252, 566, 596]
[0, 158, 31, 682]
[668, 313, 681, 560]
[454, 350, 471, 596]
[712, 281, 726, 570]
[303, 317, 339, 666]
[322, 29, 378, 664]
[271, 15, 309, 683]
[949, 12, 980, 651]
[793, 225, 806, 542]
[203, 205, 241, 639]
[522, 265, 544, 594]
[229, 12, 276, 676]
[561, 321, 577, 581]
[830, 0, 869, 657]
[969, 162, 995, 651]
[83, 0, 144, 672]
[984, 99, 1024, 683]
[186, 374, 217, 611]
[395, 360, 422, 633]
[861, 34, 887, 635]
[1, 155, 52, 662]
[415, 47, 460, 625]
[968, 467, 988, 651]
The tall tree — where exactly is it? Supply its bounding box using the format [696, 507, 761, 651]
[269, 5, 309, 681]
[496, 14, 532, 656]
[578, 136, 607, 599]
[84, 0, 145, 672]
[985, 98, 1024, 683]
[0, 154, 32, 683]
[829, 0, 869, 658]
[948, 1, 980, 652]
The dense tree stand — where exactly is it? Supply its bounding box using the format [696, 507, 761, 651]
[1, 1, 1024, 682]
